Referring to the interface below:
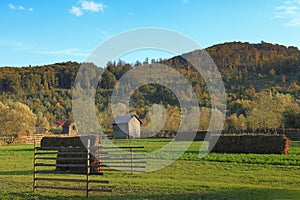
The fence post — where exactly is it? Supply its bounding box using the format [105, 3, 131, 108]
[86, 139, 91, 198]
[33, 138, 37, 193]
[99, 145, 102, 172]
[298, 129, 300, 141]
[130, 147, 133, 174]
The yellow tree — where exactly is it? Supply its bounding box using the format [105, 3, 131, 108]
[0, 101, 37, 144]
[247, 92, 295, 132]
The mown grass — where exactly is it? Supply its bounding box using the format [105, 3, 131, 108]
[115, 138, 300, 165]
[0, 140, 299, 199]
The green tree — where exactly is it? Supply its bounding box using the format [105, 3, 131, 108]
[164, 105, 181, 132]
[0, 101, 37, 144]
[247, 92, 295, 132]
[198, 107, 210, 130]
[101, 70, 117, 89]
[36, 111, 50, 131]
[98, 103, 114, 131]
[142, 104, 167, 135]
[282, 106, 300, 128]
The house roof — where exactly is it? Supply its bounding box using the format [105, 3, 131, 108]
[52, 120, 66, 126]
[112, 114, 142, 125]
[62, 121, 73, 128]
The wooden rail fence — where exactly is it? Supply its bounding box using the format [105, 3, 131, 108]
[95, 146, 147, 174]
[33, 139, 111, 198]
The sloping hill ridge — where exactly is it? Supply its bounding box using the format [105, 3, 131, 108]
[0, 41, 299, 121]
[166, 41, 300, 97]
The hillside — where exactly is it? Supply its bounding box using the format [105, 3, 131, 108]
[0, 41, 299, 129]
[207, 41, 300, 95]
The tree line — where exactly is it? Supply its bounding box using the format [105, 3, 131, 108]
[0, 41, 299, 141]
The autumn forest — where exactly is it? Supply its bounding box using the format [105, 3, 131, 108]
[0, 41, 300, 137]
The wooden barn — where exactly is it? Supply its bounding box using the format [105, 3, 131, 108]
[112, 114, 142, 139]
[62, 121, 77, 135]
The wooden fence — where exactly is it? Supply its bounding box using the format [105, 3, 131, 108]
[276, 129, 300, 141]
[33, 139, 111, 198]
[34, 135, 147, 198]
[95, 146, 147, 174]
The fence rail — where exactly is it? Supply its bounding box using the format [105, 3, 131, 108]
[34, 135, 147, 197]
[95, 145, 147, 174]
[33, 138, 111, 198]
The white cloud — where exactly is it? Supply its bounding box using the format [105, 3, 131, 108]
[291, 0, 300, 4]
[8, 3, 33, 12]
[276, 5, 298, 17]
[70, 1, 105, 16]
[182, 0, 190, 4]
[70, 6, 83, 16]
[275, 0, 300, 26]
[36, 48, 88, 57]
[8, 4, 15, 9]
[81, 0, 104, 12]
[287, 18, 300, 26]
[99, 29, 111, 39]
[0, 39, 88, 57]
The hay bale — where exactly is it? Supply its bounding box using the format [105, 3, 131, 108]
[41, 135, 99, 148]
[56, 147, 101, 173]
[40, 135, 101, 173]
[173, 131, 211, 141]
[209, 134, 290, 154]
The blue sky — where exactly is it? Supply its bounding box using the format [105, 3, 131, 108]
[0, 0, 300, 66]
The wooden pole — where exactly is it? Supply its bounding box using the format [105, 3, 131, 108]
[99, 145, 102, 172]
[130, 147, 133, 174]
[298, 129, 300, 144]
[86, 139, 90, 198]
[33, 137, 37, 193]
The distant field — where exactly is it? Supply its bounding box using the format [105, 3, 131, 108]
[0, 140, 299, 199]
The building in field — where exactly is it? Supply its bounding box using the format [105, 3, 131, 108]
[112, 114, 142, 139]
[62, 121, 77, 135]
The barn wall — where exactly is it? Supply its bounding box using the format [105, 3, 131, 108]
[128, 118, 140, 138]
[113, 124, 129, 139]
[68, 122, 77, 135]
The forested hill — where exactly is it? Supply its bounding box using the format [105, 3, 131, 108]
[206, 41, 300, 95]
[164, 41, 300, 101]
[0, 41, 299, 123]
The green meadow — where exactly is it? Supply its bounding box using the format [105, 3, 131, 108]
[0, 139, 299, 199]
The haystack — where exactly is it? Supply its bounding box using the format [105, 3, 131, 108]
[40, 135, 101, 173]
[209, 134, 290, 154]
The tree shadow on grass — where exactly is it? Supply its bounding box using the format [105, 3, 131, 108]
[0, 170, 33, 176]
[1, 192, 82, 200]
[3, 187, 299, 200]
[105, 187, 300, 200]
[0, 146, 33, 151]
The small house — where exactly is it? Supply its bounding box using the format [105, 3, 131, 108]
[62, 121, 77, 135]
[112, 114, 142, 139]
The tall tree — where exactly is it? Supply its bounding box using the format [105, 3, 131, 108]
[247, 92, 295, 132]
[0, 101, 37, 144]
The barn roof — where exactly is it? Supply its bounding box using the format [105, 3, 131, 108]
[112, 114, 142, 125]
[52, 120, 66, 126]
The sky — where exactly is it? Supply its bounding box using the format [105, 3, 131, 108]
[0, 0, 300, 67]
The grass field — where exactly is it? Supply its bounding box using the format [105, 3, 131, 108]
[0, 139, 299, 199]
